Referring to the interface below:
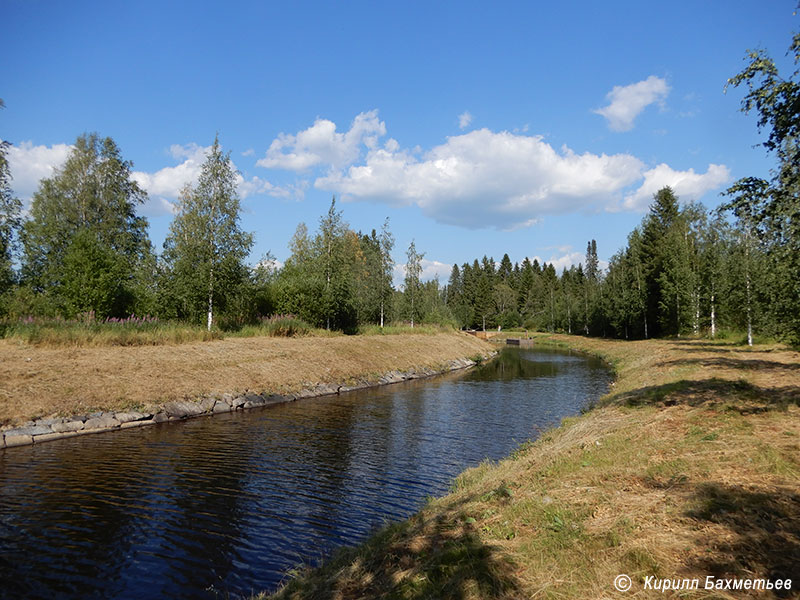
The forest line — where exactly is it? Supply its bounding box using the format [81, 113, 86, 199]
[0, 33, 797, 345]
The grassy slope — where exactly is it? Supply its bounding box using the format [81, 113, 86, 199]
[0, 332, 493, 427]
[262, 334, 800, 600]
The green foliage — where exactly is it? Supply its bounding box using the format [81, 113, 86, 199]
[20, 133, 153, 318]
[0, 112, 22, 301]
[724, 32, 800, 344]
[60, 229, 128, 318]
[403, 239, 425, 327]
[232, 314, 316, 337]
[161, 135, 254, 329]
[0, 313, 221, 346]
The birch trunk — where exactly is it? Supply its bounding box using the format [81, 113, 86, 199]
[710, 290, 716, 339]
[207, 267, 214, 332]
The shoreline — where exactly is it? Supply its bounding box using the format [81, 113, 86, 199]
[0, 331, 495, 450]
[0, 355, 487, 450]
[262, 333, 800, 599]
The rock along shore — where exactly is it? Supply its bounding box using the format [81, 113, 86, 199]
[0, 356, 485, 450]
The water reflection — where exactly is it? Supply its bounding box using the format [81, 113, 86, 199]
[0, 347, 609, 599]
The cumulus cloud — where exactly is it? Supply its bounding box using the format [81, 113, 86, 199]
[257, 110, 386, 172]
[531, 250, 609, 275]
[5, 141, 73, 201]
[458, 111, 473, 130]
[594, 76, 670, 132]
[132, 143, 209, 199]
[132, 143, 293, 215]
[393, 258, 453, 288]
[532, 251, 585, 274]
[317, 128, 645, 229]
[620, 163, 731, 211]
[256, 111, 730, 229]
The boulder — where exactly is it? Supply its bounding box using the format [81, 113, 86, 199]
[163, 401, 204, 419]
[4, 434, 32, 447]
[199, 398, 217, 413]
[115, 411, 147, 424]
[212, 401, 231, 413]
[120, 419, 156, 429]
[84, 415, 120, 430]
[3, 424, 53, 437]
[52, 420, 85, 433]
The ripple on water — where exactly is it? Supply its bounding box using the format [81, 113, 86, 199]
[0, 347, 609, 600]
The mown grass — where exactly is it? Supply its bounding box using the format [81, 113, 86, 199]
[258, 334, 800, 600]
[0, 331, 494, 427]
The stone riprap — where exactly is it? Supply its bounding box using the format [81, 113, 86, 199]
[0, 356, 485, 450]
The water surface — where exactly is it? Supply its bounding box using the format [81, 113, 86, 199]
[0, 346, 609, 599]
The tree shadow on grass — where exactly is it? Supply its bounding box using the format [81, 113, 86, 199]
[685, 482, 800, 597]
[659, 355, 800, 373]
[613, 378, 800, 411]
[274, 494, 524, 600]
[670, 341, 784, 354]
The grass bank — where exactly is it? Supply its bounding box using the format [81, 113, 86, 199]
[261, 334, 800, 600]
[0, 315, 454, 348]
[0, 331, 492, 427]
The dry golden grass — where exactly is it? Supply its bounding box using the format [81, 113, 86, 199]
[0, 332, 493, 426]
[263, 335, 800, 600]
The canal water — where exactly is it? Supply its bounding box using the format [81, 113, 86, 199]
[0, 346, 610, 599]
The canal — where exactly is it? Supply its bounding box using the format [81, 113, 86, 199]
[0, 346, 610, 599]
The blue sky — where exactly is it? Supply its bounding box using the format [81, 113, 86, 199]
[2, 1, 797, 283]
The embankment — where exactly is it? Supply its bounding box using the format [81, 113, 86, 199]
[0, 332, 494, 448]
[262, 334, 800, 600]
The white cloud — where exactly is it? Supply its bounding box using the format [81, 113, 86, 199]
[132, 143, 293, 212]
[257, 110, 386, 172]
[253, 111, 730, 229]
[132, 143, 209, 198]
[317, 128, 645, 229]
[393, 258, 454, 288]
[532, 251, 584, 274]
[531, 251, 609, 275]
[594, 75, 670, 132]
[255, 257, 283, 272]
[621, 163, 731, 211]
[5, 141, 73, 201]
[458, 111, 473, 130]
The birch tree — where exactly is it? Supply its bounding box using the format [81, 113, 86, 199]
[404, 239, 424, 327]
[378, 218, 395, 328]
[162, 135, 253, 330]
[726, 32, 800, 343]
[21, 133, 152, 317]
[0, 105, 22, 298]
